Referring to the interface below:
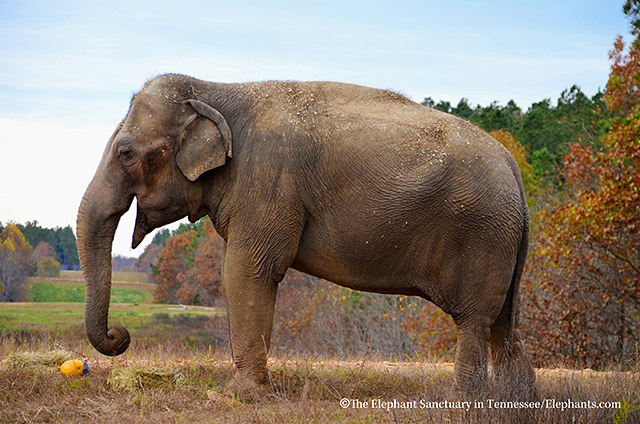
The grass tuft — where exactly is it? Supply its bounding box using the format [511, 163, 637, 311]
[107, 364, 186, 392]
[3, 349, 73, 370]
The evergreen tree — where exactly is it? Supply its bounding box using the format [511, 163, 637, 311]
[623, 0, 640, 35]
[424, 85, 610, 185]
[16, 222, 79, 270]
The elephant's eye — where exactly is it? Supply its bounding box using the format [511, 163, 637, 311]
[118, 147, 138, 167]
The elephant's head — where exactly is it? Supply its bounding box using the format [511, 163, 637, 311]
[77, 75, 232, 356]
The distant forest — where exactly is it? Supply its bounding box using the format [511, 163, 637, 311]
[0, 221, 78, 270]
[422, 84, 613, 187]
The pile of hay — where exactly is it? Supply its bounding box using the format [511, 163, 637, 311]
[3, 349, 73, 370]
[107, 364, 186, 392]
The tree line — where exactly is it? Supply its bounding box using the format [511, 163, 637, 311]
[0, 221, 80, 270]
[0, 221, 78, 301]
[423, 85, 613, 186]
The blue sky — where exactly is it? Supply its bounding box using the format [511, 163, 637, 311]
[0, 0, 631, 256]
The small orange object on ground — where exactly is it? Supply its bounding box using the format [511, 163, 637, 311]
[60, 360, 88, 377]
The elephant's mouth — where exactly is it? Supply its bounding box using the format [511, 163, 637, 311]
[132, 201, 152, 249]
[132, 199, 193, 248]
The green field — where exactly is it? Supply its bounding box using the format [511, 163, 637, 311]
[59, 270, 149, 283]
[2, 277, 225, 348]
[25, 280, 155, 304]
[0, 302, 218, 333]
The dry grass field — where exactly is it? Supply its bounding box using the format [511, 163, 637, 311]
[1, 278, 639, 423]
[1, 333, 639, 424]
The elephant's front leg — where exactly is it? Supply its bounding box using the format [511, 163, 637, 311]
[222, 245, 281, 399]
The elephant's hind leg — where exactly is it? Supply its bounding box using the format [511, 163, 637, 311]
[443, 250, 513, 396]
[489, 310, 537, 399]
[452, 316, 492, 395]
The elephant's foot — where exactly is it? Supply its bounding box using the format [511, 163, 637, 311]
[451, 369, 490, 401]
[492, 361, 539, 401]
[490, 336, 539, 401]
[225, 372, 273, 402]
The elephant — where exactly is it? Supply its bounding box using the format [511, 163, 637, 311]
[77, 73, 536, 398]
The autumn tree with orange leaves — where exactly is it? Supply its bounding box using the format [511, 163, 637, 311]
[0, 224, 33, 302]
[605, 36, 640, 115]
[521, 33, 640, 368]
[176, 221, 224, 305]
[152, 230, 196, 304]
[151, 221, 224, 305]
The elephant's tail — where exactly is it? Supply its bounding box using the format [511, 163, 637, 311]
[501, 180, 530, 352]
[494, 149, 530, 353]
[511, 207, 529, 334]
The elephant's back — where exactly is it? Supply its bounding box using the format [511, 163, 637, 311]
[235, 79, 524, 212]
[315, 83, 520, 192]
[302, 82, 511, 163]
[236, 79, 501, 155]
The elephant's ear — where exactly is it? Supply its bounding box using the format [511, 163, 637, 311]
[177, 99, 233, 182]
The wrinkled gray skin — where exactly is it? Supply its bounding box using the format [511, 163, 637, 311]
[78, 74, 536, 398]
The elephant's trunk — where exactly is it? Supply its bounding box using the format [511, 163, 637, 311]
[77, 181, 131, 356]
